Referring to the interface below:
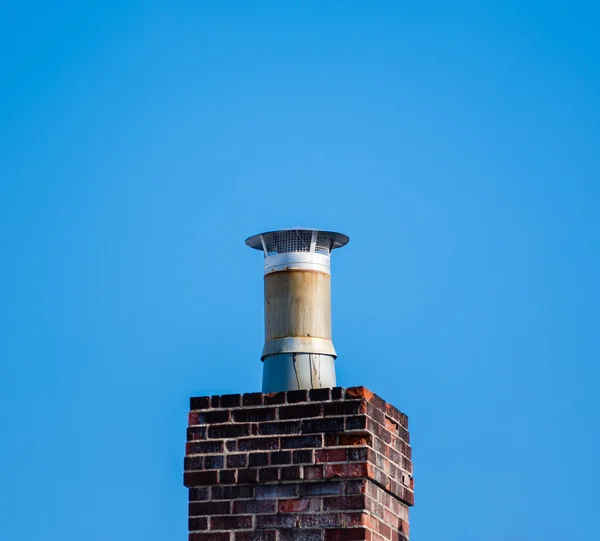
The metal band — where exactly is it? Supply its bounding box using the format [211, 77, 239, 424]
[261, 336, 337, 360]
[264, 252, 331, 275]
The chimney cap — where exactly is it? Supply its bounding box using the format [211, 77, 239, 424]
[245, 228, 349, 253]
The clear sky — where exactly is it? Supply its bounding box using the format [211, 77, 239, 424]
[1, 2, 598, 540]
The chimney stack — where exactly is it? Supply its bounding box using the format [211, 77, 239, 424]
[184, 230, 414, 541]
[245, 228, 349, 393]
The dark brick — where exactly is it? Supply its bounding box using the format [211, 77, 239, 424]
[280, 530, 322, 541]
[204, 455, 224, 469]
[309, 388, 331, 401]
[226, 440, 237, 452]
[279, 404, 322, 420]
[324, 463, 369, 479]
[189, 412, 200, 425]
[344, 480, 367, 494]
[280, 465, 302, 481]
[348, 448, 369, 462]
[259, 421, 302, 435]
[210, 396, 221, 408]
[366, 403, 385, 425]
[287, 389, 308, 403]
[185, 456, 204, 470]
[256, 514, 297, 529]
[264, 392, 286, 405]
[299, 481, 344, 496]
[220, 393, 242, 408]
[281, 435, 322, 449]
[242, 392, 264, 406]
[188, 517, 208, 531]
[323, 495, 366, 511]
[299, 513, 345, 528]
[324, 401, 365, 416]
[237, 468, 258, 483]
[325, 528, 368, 541]
[256, 484, 298, 499]
[259, 467, 279, 482]
[303, 465, 323, 480]
[189, 487, 209, 501]
[226, 454, 248, 468]
[233, 499, 277, 514]
[187, 426, 208, 441]
[302, 417, 345, 434]
[238, 437, 279, 451]
[345, 416, 368, 430]
[190, 396, 211, 410]
[236, 531, 277, 541]
[331, 387, 344, 400]
[248, 452, 270, 467]
[233, 408, 277, 423]
[208, 424, 251, 439]
[219, 470, 236, 484]
[211, 485, 254, 500]
[210, 515, 252, 530]
[184, 471, 218, 487]
[189, 533, 230, 541]
[187, 441, 224, 455]
[189, 501, 230, 516]
[270, 451, 292, 465]
[292, 449, 313, 464]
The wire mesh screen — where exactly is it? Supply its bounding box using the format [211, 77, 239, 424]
[263, 230, 331, 255]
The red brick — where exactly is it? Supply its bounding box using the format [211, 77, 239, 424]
[279, 404, 322, 420]
[316, 448, 348, 463]
[280, 530, 322, 541]
[377, 518, 391, 539]
[187, 427, 208, 441]
[210, 515, 252, 530]
[324, 463, 370, 479]
[189, 412, 200, 425]
[345, 387, 374, 401]
[278, 498, 313, 513]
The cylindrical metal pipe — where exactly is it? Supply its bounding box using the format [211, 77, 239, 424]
[245, 229, 349, 392]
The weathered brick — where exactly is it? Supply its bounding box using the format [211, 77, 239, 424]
[226, 454, 248, 468]
[278, 498, 320, 513]
[187, 441, 224, 455]
[279, 404, 322, 420]
[233, 499, 277, 514]
[185, 456, 204, 470]
[287, 389, 308, 403]
[204, 455, 225, 469]
[210, 515, 252, 530]
[236, 531, 276, 541]
[238, 437, 279, 451]
[189, 533, 230, 541]
[323, 495, 366, 511]
[348, 448, 369, 462]
[345, 416, 368, 430]
[324, 401, 365, 416]
[208, 424, 251, 439]
[260, 421, 302, 435]
[189, 487, 210, 501]
[256, 484, 298, 499]
[299, 481, 344, 496]
[242, 392, 264, 406]
[281, 435, 322, 449]
[233, 408, 277, 423]
[345, 387, 374, 401]
[189, 501, 231, 516]
[303, 465, 323, 480]
[280, 465, 302, 481]
[325, 528, 369, 541]
[255, 514, 298, 529]
[316, 448, 348, 463]
[190, 396, 211, 410]
[324, 463, 369, 479]
[210, 485, 254, 500]
[226, 440, 237, 452]
[302, 417, 345, 434]
[187, 426, 208, 441]
[264, 392, 286, 405]
[189, 412, 201, 425]
[300, 513, 345, 528]
[280, 530, 322, 541]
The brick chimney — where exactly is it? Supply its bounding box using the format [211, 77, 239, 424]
[184, 387, 414, 541]
[183, 230, 414, 540]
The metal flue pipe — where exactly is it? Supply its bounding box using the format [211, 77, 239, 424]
[245, 228, 349, 393]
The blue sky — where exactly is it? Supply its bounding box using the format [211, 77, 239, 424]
[1, 2, 599, 540]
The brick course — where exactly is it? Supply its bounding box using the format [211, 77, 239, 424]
[185, 387, 413, 541]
